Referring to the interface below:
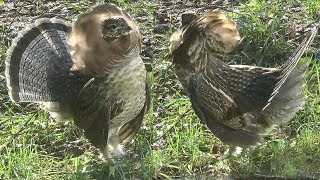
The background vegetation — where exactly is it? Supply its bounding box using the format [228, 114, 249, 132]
[0, 0, 319, 179]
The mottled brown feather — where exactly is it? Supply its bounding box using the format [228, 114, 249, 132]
[170, 11, 318, 146]
[118, 73, 151, 143]
[69, 3, 150, 156]
[5, 3, 150, 160]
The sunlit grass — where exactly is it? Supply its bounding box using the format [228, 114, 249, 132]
[0, 0, 319, 179]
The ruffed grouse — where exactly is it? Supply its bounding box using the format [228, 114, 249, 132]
[5, 3, 150, 159]
[169, 11, 318, 146]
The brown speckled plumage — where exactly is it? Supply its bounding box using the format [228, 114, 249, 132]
[5, 3, 150, 159]
[170, 11, 318, 146]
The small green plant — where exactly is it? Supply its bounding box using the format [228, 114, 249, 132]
[302, 0, 320, 19]
[0, 0, 319, 179]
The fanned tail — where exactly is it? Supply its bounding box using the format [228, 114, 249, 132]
[263, 26, 318, 110]
[5, 18, 83, 103]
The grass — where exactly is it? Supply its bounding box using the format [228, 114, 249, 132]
[0, 0, 319, 179]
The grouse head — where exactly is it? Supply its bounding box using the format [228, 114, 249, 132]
[168, 12, 198, 59]
[67, 3, 141, 76]
[169, 11, 242, 79]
